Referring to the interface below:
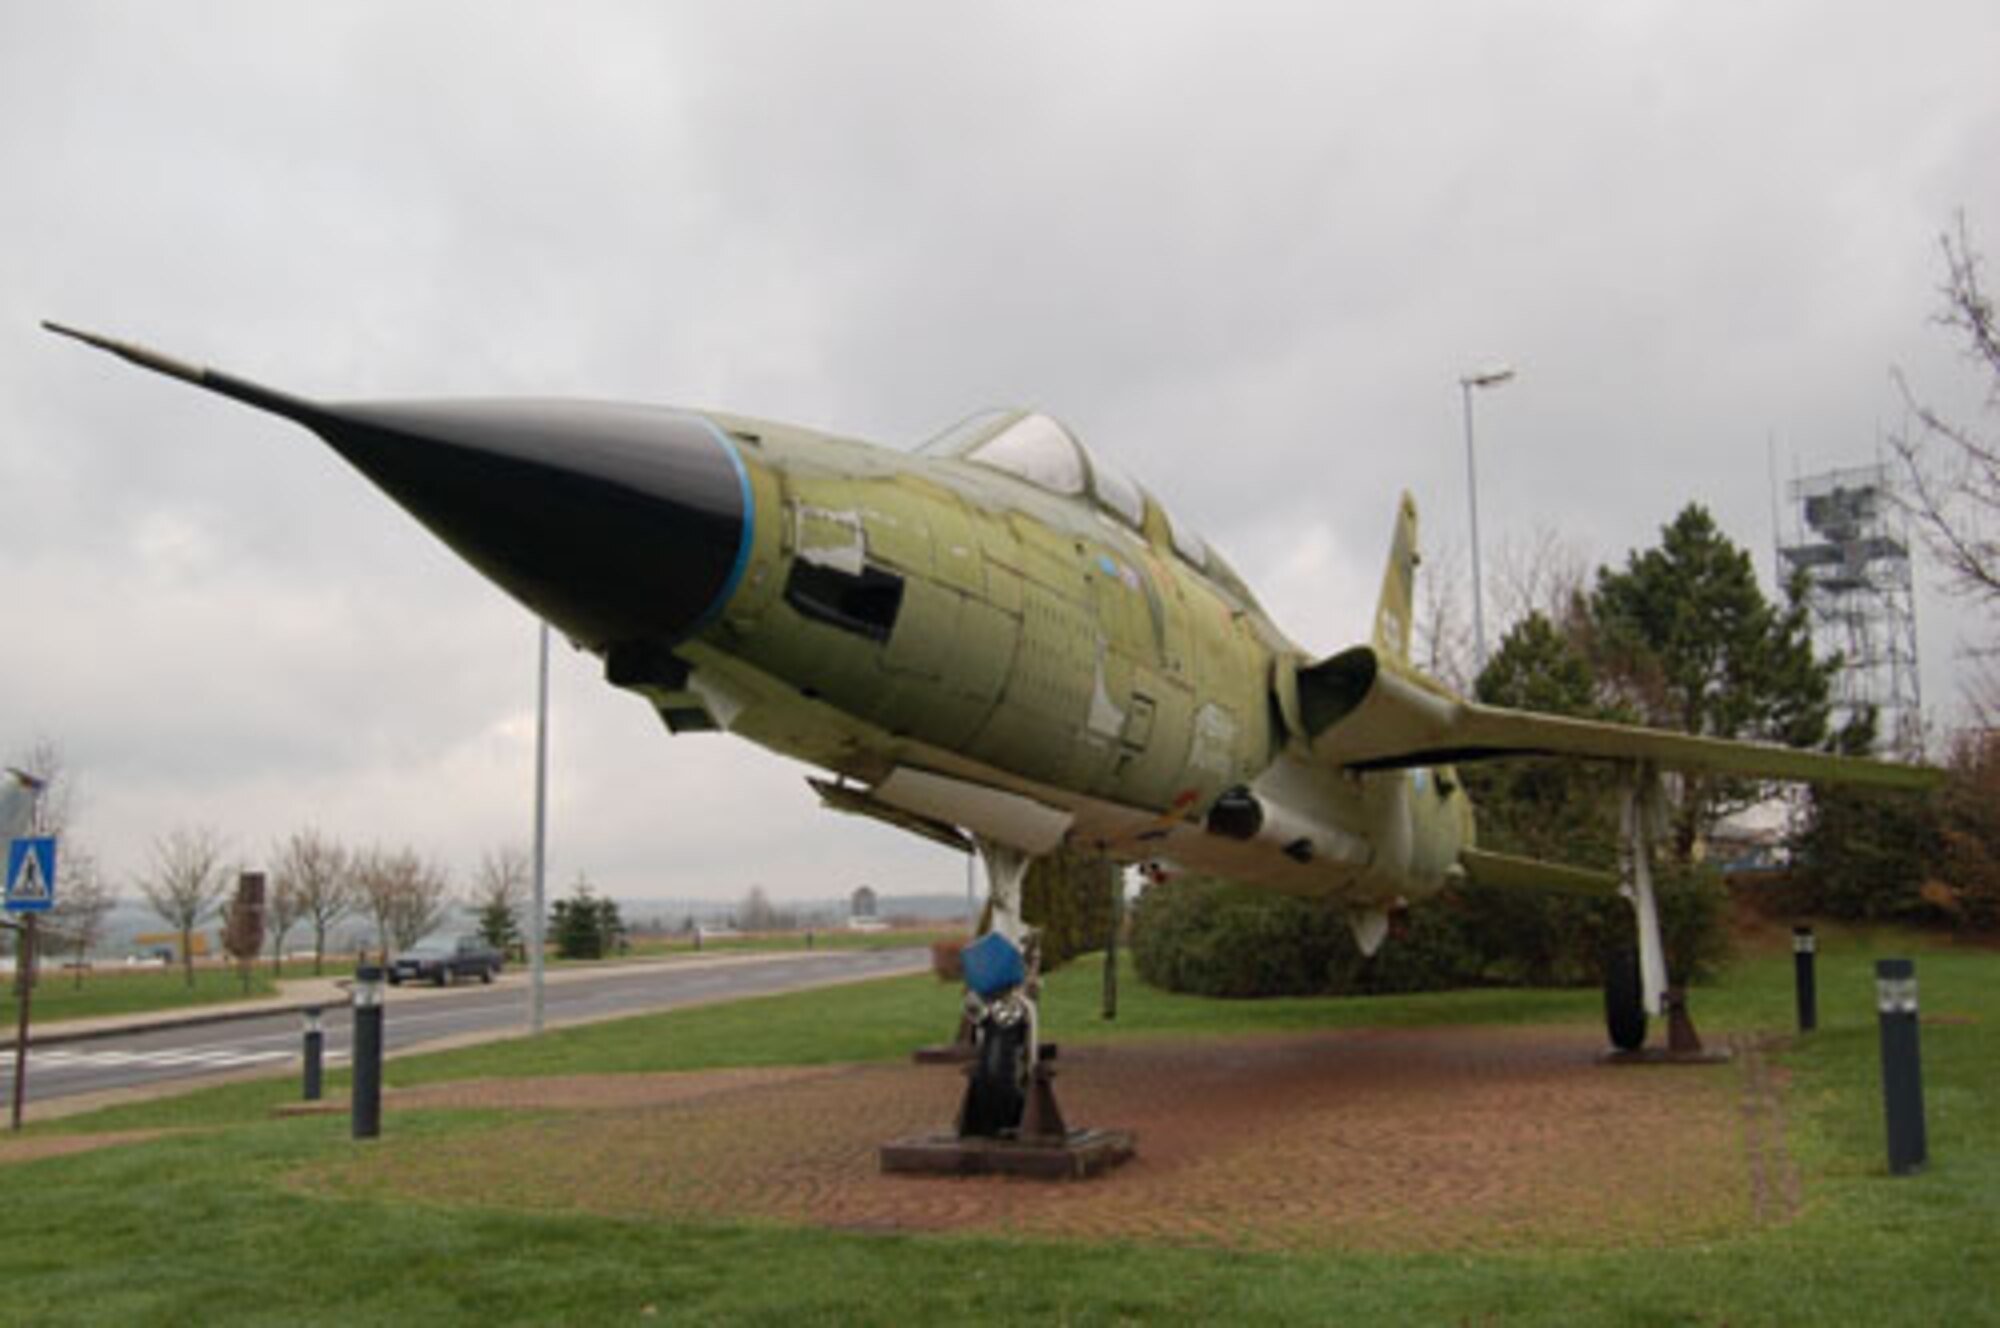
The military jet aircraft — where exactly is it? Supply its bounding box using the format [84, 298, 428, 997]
[46, 322, 1935, 1134]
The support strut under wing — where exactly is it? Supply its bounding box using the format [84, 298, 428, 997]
[1618, 763, 1670, 1018]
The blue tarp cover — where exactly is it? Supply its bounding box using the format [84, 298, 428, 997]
[961, 932, 1026, 997]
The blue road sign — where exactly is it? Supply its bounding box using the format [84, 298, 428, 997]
[5, 837, 57, 912]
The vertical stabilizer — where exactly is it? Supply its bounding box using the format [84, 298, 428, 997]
[1372, 492, 1419, 663]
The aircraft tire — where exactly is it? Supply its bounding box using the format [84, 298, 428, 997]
[963, 1018, 1027, 1136]
[1604, 946, 1647, 1052]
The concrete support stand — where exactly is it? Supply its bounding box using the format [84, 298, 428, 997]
[1600, 987, 1733, 1066]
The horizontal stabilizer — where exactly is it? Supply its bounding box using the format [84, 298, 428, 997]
[1301, 645, 1940, 791]
[1459, 848, 1619, 897]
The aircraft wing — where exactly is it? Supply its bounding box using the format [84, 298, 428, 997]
[1296, 644, 1940, 791]
[1458, 847, 1620, 896]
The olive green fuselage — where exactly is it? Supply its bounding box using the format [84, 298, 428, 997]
[626, 412, 1471, 910]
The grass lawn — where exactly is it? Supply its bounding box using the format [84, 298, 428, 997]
[0, 963, 279, 1027]
[3, 929, 1995, 1324]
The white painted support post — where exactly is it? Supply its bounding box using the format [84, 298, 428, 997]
[1618, 763, 1669, 1018]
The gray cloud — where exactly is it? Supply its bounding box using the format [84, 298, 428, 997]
[4, 1, 1995, 900]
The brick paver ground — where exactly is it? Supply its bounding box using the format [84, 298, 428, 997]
[309, 1025, 1789, 1252]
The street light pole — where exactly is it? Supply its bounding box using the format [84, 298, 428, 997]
[1459, 366, 1515, 676]
[7, 771, 47, 1132]
[530, 619, 549, 1035]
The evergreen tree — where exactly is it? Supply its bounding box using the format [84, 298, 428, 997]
[551, 877, 606, 960]
[1020, 844, 1119, 968]
[1470, 610, 1624, 868]
[477, 896, 522, 954]
[1588, 504, 1835, 861]
[1791, 782, 1941, 922]
[1461, 611, 1626, 983]
[594, 895, 628, 955]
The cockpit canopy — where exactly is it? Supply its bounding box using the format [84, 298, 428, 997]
[917, 409, 1257, 610]
[919, 409, 1148, 525]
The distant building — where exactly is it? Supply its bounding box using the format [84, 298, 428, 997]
[847, 885, 886, 932]
[132, 930, 210, 961]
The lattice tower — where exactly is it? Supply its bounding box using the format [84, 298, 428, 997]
[1777, 463, 1923, 758]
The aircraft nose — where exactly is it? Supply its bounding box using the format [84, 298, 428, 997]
[311, 398, 752, 650]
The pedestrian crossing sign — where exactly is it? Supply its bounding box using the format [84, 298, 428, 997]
[5, 837, 56, 912]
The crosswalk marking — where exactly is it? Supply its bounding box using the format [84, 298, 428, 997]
[32, 1047, 292, 1070]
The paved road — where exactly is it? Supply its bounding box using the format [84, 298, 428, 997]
[2, 947, 928, 1108]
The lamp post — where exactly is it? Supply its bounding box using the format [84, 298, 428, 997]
[350, 965, 385, 1140]
[1875, 958, 1926, 1175]
[1459, 365, 1515, 675]
[6, 768, 48, 1132]
[1793, 927, 1818, 1033]
[301, 1006, 324, 1101]
[530, 619, 549, 1035]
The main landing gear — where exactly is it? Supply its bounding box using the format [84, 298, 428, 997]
[1601, 763, 1729, 1065]
[1604, 945, 1647, 1053]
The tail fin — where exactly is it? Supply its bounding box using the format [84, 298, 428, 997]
[1372, 492, 1419, 663]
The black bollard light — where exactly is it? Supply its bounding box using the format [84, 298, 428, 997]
[1875, 958, 1927, 1176]
[351, 965, 385, 1140]
[1793, 926, 1818, 1033]
[301, 1006, 324, 1102]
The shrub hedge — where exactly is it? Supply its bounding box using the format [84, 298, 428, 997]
[1129, 867, 1729, 999]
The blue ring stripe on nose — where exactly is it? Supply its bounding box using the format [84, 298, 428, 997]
[683, 412, 756, 638]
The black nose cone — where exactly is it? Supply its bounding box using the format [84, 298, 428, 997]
[313, 398, 751, 650]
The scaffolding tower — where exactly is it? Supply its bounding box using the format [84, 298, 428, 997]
[1777, 463, 1923, 758]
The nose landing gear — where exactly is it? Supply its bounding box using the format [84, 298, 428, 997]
[880, 837, 1134, 1179]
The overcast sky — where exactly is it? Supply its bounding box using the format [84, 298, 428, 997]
[4, 2, 1997, 905]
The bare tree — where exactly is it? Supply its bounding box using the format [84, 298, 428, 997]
[355, 846, 454, 956]
[272, 829, 353, 974]
[7, 742, 84, 972]
[265, 870, 307, 976]
[738, 885, 793, 932]
[1967, 652, 2000, 730]
[136, 826, 230, 987]
[6, 738, 76, 838]
[1490, 526, 1594, 638]
[1412, 539, 1474, 693]
[471, 845, 531, 952]
[1892, 215, 2000, 614]
[47, 848, 115, 989]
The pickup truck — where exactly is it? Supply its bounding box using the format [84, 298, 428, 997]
[388, 935, 504, 987]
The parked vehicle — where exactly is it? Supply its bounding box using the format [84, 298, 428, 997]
[388, 936, 504, 987]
